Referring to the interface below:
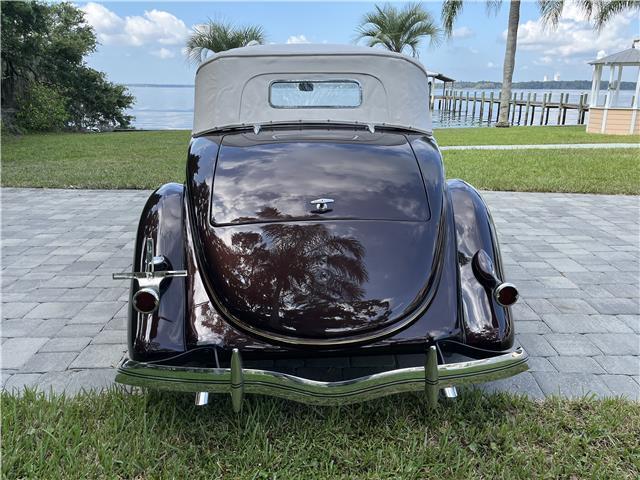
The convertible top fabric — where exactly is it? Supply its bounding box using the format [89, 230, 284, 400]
[193, 44, 432, 135]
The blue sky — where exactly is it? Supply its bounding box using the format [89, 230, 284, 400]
[79, 1, 639, 85]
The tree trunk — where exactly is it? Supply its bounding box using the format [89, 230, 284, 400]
[496, 0, 520, 127]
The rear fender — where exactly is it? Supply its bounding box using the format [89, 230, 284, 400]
[128, 183, 187, 360]
[448, 179, 514, 350]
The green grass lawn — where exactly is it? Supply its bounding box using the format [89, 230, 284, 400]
[1, 128, 639, 193]
[443, 148, 640, 195]
[435, 125, 640, 146]
[2, 389, 639, 479]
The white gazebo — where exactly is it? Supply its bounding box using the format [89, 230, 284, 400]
[587, 40, 640, 135]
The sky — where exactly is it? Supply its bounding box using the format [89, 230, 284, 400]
[77, 1, 640, 85]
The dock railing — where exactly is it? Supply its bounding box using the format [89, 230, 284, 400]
[431, 90, 590, 126]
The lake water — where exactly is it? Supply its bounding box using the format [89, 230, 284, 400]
[126, 85, 636, 130]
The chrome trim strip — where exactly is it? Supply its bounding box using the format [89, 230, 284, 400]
[116, 348, 528, 407]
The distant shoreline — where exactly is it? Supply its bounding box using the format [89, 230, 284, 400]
[126, 80, 635, 90]
[126, 84, 194, 88]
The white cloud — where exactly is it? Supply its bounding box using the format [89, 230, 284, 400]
[452, 26, 474, 39]
[596, 49, 606, 59]
[151, 48, 175, 59]
[286, 34, 310, 44]
[80, 2, 189, 47]
[487, 61, 496, 68]
[505, 4, 634, 63]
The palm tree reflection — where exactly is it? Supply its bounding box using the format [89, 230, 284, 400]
[212, 207, 390, 335]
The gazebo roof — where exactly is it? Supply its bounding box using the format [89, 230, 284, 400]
[589, 47, 640, 66]
[427, 71, 455, 83]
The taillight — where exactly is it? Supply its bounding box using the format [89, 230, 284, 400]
[494, 283, 519, 307]
[132, 287, 159, 314]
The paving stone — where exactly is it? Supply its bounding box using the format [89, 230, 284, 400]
[1, 319, 43, 338]
[65, 369, 116, 395]
[40, 337, 91, 352]
[35, 371, 74, 396]
[1, 302, 38, 319]
[586, 334, 640, 356]
[59, 288, 102, 302]
[548, 298, 598, 314]
[57, 323, 104, 338]
[542, 314, 631, 334]
[618, 315, 639, 333]
[600, 375, 640, 400]
[549, 356, 605, 374]
[1, 371, 16, 387]
[511, 303, 540, 321]
[545, 334, 601, 356]
[517, 334, 557, 357]
[516, 321, 551, 334]
[538, 276, 579, 289]
[2, 188, 639, 398]
[1, 337, 49, 369]
[91, 329, 126, 344]
[21, 352, 78, 373]
[525, 357, 557, 372]
[35, 318, 68, 337]
[3, 373, 43, 394]
[587, 298, 639, 315]
[480, 372, 544, 400]
[103, 316, 127, 330]
[25, 302, 86, 319]
[532, 372, 612, 398]
[524, 298, 560, 314]
[70, 344, 125, 369]
[69, 301, 126, 324]
[593, 356, 640, 376]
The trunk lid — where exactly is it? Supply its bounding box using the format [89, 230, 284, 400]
[200, 130, 442, 340]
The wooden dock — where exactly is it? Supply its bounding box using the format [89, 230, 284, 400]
[431, 90, 590, 126]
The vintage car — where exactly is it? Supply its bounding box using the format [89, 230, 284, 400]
[114, 44, 527, 411]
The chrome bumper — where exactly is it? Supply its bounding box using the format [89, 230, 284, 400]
[116, 346, 528, 411]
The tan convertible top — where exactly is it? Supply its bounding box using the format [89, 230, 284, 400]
[193, 44, 433, 135]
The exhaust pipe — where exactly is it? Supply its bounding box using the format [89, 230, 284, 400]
[472, 250, 519, 307]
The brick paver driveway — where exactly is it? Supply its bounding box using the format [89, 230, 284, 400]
[1, 188, 638, 399]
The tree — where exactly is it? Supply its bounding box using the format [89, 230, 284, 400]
[443, 0, 640, 127]
[442, 0, 521, 127]
[185, 20, 266, 65]
[1, 1, 133, 131]
[355, 3, 441, 57]
[539, 0, 640, 30]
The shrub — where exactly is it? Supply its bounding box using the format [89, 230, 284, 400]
[15, 83, 69, 132]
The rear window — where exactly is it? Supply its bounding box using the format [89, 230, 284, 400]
[269, 80, 361, 108]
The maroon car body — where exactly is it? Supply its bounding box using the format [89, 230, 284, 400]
[115, 45, 527, 409]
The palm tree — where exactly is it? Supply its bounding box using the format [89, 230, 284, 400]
[539, 0, 640, 30]
[444, 0, 640, 127]
[442, 0, 521, 127]
[356, 3, 441, 57]
[185, 20, 265, 65]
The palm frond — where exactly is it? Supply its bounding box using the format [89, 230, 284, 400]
[538, 0, 565, 27]
[594, 0, 639, 30]
[538, 0, 596, 29]
[441, 0, 464, 36]
[485, 0, 503, 16]
[355, 3, 441, 56]
[184, 19, 265, 65]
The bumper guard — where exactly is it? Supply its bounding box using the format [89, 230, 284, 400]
[116, 346, 528, 411]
